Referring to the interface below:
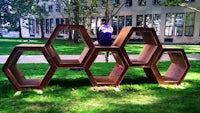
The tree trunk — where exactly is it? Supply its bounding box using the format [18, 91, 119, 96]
[40, 19, 45, 38]
[73, 31, 79, 43]
[73, 1, 79, 43]
[68, 31, 72, 40]
[18, 20, 22, 38]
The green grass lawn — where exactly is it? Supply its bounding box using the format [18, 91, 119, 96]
[0, 60, 200, 113]
[0, 38, 200, 55]
[0, 38, 200, 113]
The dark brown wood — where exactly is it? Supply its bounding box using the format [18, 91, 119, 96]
[144, 48, 190, 85]
[84, 26, 133, 86]
[45, 25, 95, 68]
[128, 27, 163, 67]
[2, 44, 57, 91]
[2, 25, 191, 91]
[121, 27, 190, 85]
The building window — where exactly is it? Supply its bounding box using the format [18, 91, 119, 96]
[165, 12, 195, 37]
[29, 19, 35, 34]
[153, 0, 160, 5]
[126, 15, 132, 26]
[118, 16, 124, 32]
[46, 19, 50, 33]
[153, 14, 161, 35]
[56, 18, 60, 26]
[55, 4, 61, 12]
[144, 14, 152, 28]
[36, 19, 40, 34]
[175, 13, 184, 36]
[125, 0, 132, 7]
[112, 16, 118, 35]
[112, 0, 119, 7]
[65, 18, 69, 24]
[138, 0, 146, 6]
[165, 13, 174, 36]
[48, 5, 53, 12]
[185, 12, 195, 36]
[136, 14, 161, 35]
[136, 15, 143, 35]
[50, 18, 54, 33]
[45, 19, 54, 33]
[61, 18, 64, 24]
[136, 15, 144, 27]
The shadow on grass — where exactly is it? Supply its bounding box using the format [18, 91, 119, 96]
[48, 77, 92, 88]
[48, 76, 154, 88]
[121, 77, 154, 85]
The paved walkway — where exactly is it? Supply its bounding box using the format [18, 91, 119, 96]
[0, 54, 200, 64]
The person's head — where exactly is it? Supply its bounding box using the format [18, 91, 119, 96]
[100, 18, 107, 25]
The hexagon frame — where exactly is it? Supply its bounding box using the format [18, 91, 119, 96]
[124, 27, 163, 67]
[84, 26, 134, 86]
[45, 25, 95, 68]
[144, 48, 190, 85]
[84, 48, 129, 86]
[2, 44, 57, 91]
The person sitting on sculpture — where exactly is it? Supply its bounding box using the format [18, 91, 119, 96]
[94, 18, 113, 46]
[94, 18, 113, 62]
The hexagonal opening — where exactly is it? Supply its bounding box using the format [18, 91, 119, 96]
[45, 25, 94, 67]
[85, 49, 129, 86]
[16, 51, 49, 83]
[156, 49, 190, 84]
[124, 27, 162, 67]
[157, 52, 171, 76]
[2, 45, 56, 90]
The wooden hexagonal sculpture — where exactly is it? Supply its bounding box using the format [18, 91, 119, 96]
[84, 26, 133, 86]
[2, 44, 57, 91]
[144, 48, 190, 85]
[45, 25, 95, 68]
[126, 27, 163, 67]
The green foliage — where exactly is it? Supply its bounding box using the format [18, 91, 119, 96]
[6, 0, 34, 31]
[31, 1, 49, 19]
[0, 0, 11, 25]
[159, 0, 186, 7]
[61, 0, 97, 25]
[93, 0, 127, 21]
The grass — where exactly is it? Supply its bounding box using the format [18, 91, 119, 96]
[0, 38, 200, 55]
[0, 38, 200, 112]
[0, 38, 85, 55]
[0, 60, 200, 113]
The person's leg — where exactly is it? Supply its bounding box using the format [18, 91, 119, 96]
[105, 51, 109, 63]
[94, 41, 109, 62]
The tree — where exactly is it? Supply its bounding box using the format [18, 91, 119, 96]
[56, 0, 97, 43]
[160, 0, 200, 13]
[31, 0, 49, 38]
[97, 0, 127, 22]
[8, 0, 34, 38]
[50, 0, 127, 43]
[0, 0, 11, 34]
